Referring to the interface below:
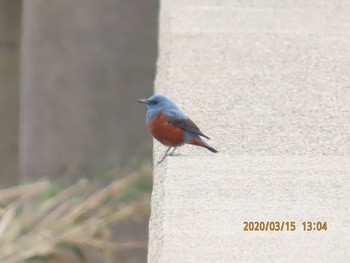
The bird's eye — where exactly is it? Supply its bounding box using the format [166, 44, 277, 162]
[151, 100, 158, 105]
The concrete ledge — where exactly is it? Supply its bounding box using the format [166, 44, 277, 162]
[149, 0, 350, 262]
[149, 156, 350, 262]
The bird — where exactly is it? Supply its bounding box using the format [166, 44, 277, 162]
[138, 94, 217, 163]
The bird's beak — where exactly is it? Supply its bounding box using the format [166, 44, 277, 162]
[137, 99, 149, 105]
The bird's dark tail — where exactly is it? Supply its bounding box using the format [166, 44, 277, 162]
[190, 137, 218, 153]
[203, 142, 218, 153]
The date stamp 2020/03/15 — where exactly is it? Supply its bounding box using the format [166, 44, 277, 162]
[243, 221, 328, 232]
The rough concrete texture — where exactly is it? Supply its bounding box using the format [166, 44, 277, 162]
[149, 0, 350, 262]
[0, 0, 21, 187]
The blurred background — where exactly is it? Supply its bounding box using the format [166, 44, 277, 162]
[0, 0, 158, 262]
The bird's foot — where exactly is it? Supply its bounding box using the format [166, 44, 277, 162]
[156, 147, 179, 166]
[156, 155, 168, 166]
[168, 147, 180, 156]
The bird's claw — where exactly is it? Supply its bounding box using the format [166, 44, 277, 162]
[156, 147, 179, 166]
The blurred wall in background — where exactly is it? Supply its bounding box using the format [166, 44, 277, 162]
[0, 0, 21, 187]
[20, 0, 158, 182]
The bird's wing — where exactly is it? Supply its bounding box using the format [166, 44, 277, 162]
[167, 115, 210, 139]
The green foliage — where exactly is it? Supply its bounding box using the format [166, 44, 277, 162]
[118, 176, 153, 202]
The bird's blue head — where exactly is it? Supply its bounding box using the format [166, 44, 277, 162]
[137, 94, 186, 123]
[137, 94, 178, 111]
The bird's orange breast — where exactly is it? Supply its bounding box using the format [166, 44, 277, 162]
[148, 112, 185, 146]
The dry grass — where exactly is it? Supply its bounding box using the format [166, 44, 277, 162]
[0, 167, 151, 263]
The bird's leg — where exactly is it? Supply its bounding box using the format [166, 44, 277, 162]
[156, 146, 172, 165]
[168, 147, 178, 156]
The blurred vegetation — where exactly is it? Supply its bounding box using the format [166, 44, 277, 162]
[0, 163, 152, 263]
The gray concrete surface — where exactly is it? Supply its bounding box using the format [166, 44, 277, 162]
[149, 0, 350, 262]
[150, 156, 350, 262]
[0, 0, 21, 187]
[20, 0, 158, 181]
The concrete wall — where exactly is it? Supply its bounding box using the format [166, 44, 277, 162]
[20, 0, 158, 182]
[0, 0, 21, 187]
[148, 0, 350, 262]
